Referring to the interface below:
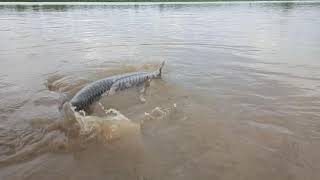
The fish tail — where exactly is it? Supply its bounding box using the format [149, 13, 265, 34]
[157, 60, 165, 78]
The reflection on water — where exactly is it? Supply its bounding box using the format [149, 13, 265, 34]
[0, 1, 320, 180]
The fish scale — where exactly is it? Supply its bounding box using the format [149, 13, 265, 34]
[69, 61, 165, 112]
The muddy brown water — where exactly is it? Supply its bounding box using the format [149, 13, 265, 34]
[0, 1, 320, 180]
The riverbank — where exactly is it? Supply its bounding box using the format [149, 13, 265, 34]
[0, 0, 318, 5]
[0, 0, 313, 3]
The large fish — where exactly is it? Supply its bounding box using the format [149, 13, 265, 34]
[69, 61, 165, 112]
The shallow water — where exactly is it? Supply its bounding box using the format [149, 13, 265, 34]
[1, 1, 320, 180]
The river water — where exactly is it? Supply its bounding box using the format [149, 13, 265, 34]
[0, 1, 320, 180]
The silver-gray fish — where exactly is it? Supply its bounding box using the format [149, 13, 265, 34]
[70, 61, 165, 112]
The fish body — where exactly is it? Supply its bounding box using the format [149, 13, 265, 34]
[70, 62, 165, 112]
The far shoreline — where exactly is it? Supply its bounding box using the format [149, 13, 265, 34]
[0, 0, 319, 5]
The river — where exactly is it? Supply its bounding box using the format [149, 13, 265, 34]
[0, 1, 320, 180]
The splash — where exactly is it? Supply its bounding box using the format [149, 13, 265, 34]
[60, 102, 141, 146]
[59, 102, 177, 147]
[0, 102, 178, 166]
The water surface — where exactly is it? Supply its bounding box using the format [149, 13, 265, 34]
[0, 1, 320, 180]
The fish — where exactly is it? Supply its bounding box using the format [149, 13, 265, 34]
[69, 61, 165, 113]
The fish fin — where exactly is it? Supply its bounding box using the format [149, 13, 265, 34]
[61, 102, 77, 125]
[58, 93, 71, 111]
[158, 60, 165, 78]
